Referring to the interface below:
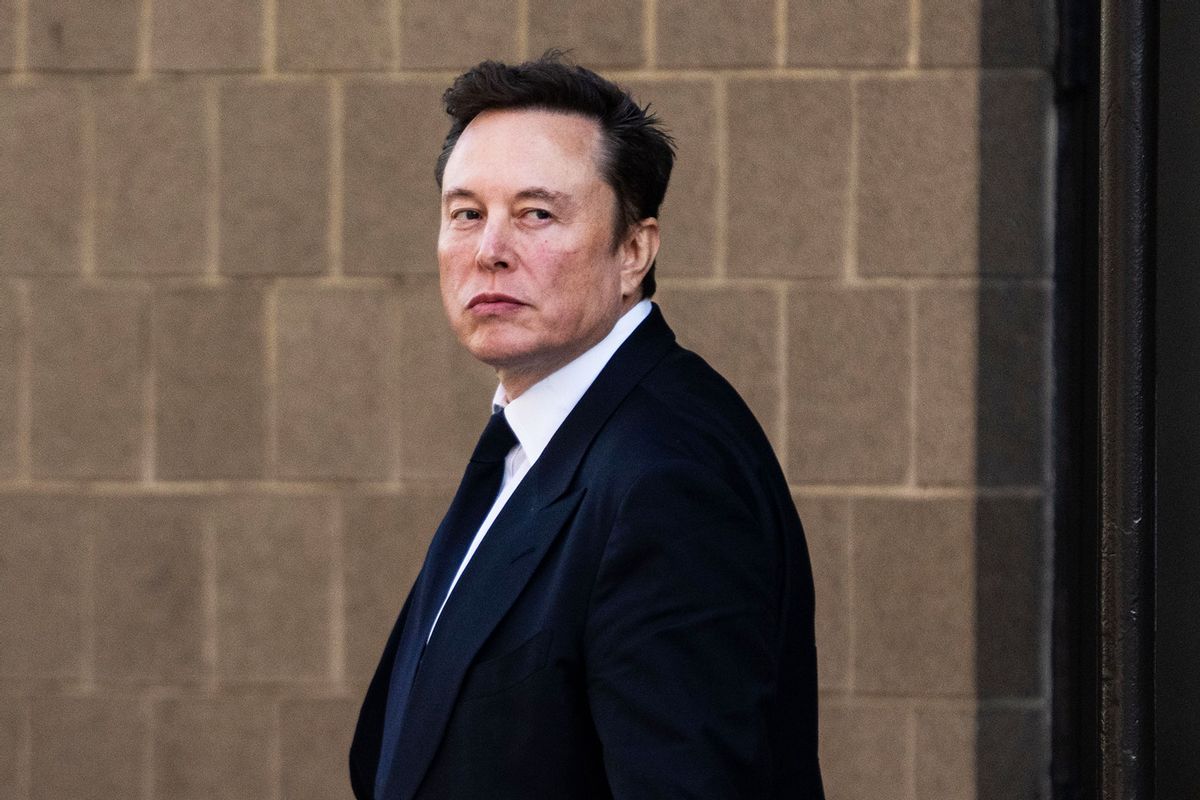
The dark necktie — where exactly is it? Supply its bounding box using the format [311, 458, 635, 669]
[375, 409, 518, 796]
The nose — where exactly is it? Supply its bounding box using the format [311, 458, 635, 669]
[475, 216, 512, 272]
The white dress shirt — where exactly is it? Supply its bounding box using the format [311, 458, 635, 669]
[428, 299, 652, 638]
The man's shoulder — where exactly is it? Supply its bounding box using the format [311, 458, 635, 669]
[587, 342, 777, 481]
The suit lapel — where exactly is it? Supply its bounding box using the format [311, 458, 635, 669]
[380, 305, 678, 800]
[384, 485, 586, 800]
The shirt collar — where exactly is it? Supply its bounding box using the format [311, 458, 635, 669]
[491, 299, 652, 465]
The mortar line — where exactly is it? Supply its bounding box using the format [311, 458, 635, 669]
[314, 69, 462, 85]
[1039, 285, 1056, 710]
[845, 500, 857, 693]
[276, 274, 410, 289]
[17, 698, 31, 799]
[36, 274, 240, 291]
[262, 0, 278, 75]
[270, 700, 284, 800]
[81, 499, 98, 691]
[774, 274, 1057, 290]
[774, 285, 789, 472]
[774, 0, 787, 68]
[1040, 493, 1056, 787]
[516, 0, 529, 59]
[844, 78, 860, 281]
[141, 692, 157, 800]
[1042, 98, 1058, 280]
[906, 286, 918, 486]
[202, 677, 348, 692]
[204, 81, 221, 282]
[80, 86, 98, 278]
[642, 0, 657, 69]
[607, 65, 1053, 80]
[1040, 705, 1053, 797]
[790, 483, 1046, 499]
[907, 0, 920, 67]
[656, 274, 1055, 290]
[658, 275, 811, 289]
[226, 67, 465, 81]
[14, 0, 28, 75]
[137, 0, 154, 76]
[819, 692, 1045, 709]
[0, 477, 1047, 498]
[977, 696, 1050, 710]
[906, 705, 918, 800]
[328, 79, 345, 277]
[201, 512, 220, 690]
[713, 77, 729, 277]
[0, 478, 396, 495]
[27, 63, 1052, 84]
[16, 280, 32, 482]
[0, 64, 1056, 86]
[388, 291, 404, 480]
[264, 284, 281, 479]
[390, 0, 402, 71]
[141, 289, 157, 483]
[329, 495, 347, 689]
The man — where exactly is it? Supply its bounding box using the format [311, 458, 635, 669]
[351, 54, 824, 799]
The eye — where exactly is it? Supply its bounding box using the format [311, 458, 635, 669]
[450, 208, 482, 221]
[526, 208, 553, 221]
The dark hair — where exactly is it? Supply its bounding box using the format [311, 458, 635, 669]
[435, 52, 675, 298]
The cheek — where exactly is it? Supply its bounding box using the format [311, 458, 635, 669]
[436, 257, 456, 302]
[438, 252, 471, 319]
[438, 277, 462, 332]
[438, 242, 474, 291]
[520, 241, 563, 295]
[438, 238, 467, 267]
[531, 240, 592, 286]
[531, 237, 571, 264]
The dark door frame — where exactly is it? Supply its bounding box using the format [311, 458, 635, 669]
[1050, 0, 1101, 796]
[1052, 0, 1169, 797]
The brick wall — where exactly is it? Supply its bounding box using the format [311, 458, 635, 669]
[0, 1, 1054, 797]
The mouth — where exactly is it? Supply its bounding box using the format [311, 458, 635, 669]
[467, 292, 526, 313]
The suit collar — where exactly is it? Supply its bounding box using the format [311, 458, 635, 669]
[379, 304, 677, 800]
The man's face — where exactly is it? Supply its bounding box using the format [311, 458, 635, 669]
[437, 108, 652, 397]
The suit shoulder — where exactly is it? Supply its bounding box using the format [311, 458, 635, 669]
[584, 344, 782, 492]
[613, 345, 770, 451]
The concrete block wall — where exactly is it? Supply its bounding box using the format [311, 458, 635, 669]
[0, 1, 1055, 797]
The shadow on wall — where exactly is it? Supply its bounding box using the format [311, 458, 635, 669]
[972, 1, 1054, 795]
[828, 1, 1055, 793]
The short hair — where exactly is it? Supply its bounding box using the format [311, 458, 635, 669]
[435, 52, 675, 298]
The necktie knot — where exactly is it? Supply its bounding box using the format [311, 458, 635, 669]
[470, 409, 517, 464]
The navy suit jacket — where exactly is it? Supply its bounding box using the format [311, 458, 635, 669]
[350, 305, 824, 799]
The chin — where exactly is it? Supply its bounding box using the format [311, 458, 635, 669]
[460, 328, 539, 370]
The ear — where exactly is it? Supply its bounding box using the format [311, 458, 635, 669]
[618, 218, 660, 299]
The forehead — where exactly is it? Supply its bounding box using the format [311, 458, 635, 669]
[442, 108, 606, 190]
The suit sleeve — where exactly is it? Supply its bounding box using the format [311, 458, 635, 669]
[584, 458, 780, 799]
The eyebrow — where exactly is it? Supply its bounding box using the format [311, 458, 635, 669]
[515, 187, 569, 204]
[441, 186, 571, 205]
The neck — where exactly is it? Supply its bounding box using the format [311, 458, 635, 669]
[496, 353, 576, 401]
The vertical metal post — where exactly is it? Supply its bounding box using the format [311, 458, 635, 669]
[1098, 0, 1157, 796]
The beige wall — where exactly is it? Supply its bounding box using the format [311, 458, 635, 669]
[0, 1, 1054, 797]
